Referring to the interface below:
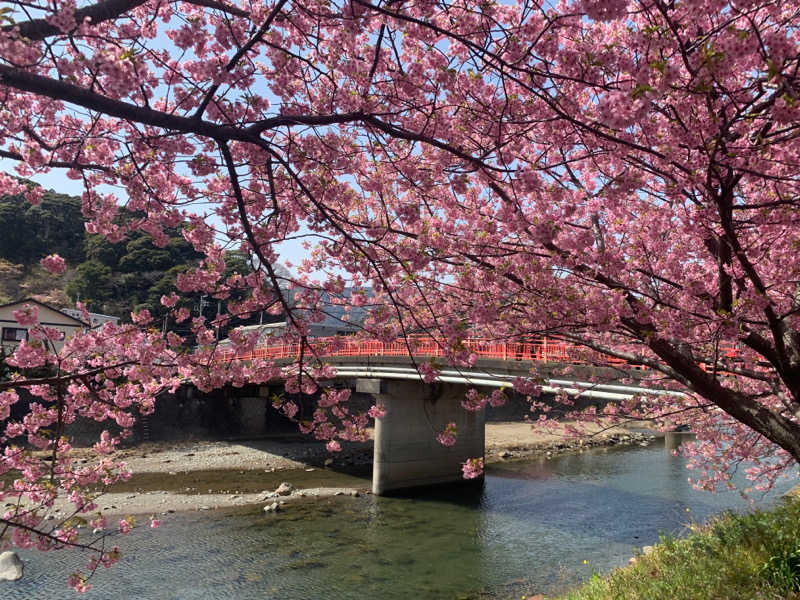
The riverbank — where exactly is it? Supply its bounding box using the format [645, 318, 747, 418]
[558, 497, 800, 600]
[485, 421, 655, 461]
[46, 421, 656, 518]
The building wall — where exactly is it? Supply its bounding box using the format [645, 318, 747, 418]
[0, 302, 85, 352]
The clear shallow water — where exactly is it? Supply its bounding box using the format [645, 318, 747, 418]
[6, 444, 795, 599]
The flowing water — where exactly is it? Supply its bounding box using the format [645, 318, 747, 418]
[6, 443, 795, 599]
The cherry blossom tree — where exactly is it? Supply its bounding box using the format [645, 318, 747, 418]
[1, 0, 800, 588]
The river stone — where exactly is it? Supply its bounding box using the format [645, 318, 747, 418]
[275, 482, 294, 496]
[263, 502, 281, 513]
[0, 551, 23, 581]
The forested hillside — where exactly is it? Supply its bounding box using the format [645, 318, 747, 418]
[66, 228, 205, 318]
[0, 179, 256, 329]
[0, 185, 85, 306]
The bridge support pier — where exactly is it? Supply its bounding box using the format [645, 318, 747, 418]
[361, 379, 485, 495]
[664, 430, 695, 450]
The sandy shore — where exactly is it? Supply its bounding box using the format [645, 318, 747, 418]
[46, 486, 367, 521]
[43, 421, 656, 518]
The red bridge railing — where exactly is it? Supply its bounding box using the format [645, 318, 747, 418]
[219, 335, 742, 371]
[220, 336, 642, 368]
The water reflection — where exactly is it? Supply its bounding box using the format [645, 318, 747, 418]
[5, 444, 794, 600]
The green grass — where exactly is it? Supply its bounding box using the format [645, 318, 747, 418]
[559, 498, 800, 600]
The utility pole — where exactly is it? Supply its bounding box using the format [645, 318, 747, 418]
[216, 300, 221, 341]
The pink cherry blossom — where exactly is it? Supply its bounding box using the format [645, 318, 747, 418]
[13, 304, 38, 326]
[367, 404, 386, 419]
[436, 422, 458, 447]
[118, 518, 134, 535]
[160, 293, 179, 308]
[462, 458, 484, 480]
[40, 254, 67, 274]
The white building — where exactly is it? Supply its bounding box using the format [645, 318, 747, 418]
[60, 307, 120, 328]
[0, 298, 89, 352]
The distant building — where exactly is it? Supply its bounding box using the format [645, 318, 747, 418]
[0, 298, 89, 352]
[219, 288, 374, 346]
[220, 321, 287, 347]
[293, 288, 372, 337]
[60, 307, 120, 328]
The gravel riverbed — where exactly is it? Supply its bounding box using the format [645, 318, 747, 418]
[42, 421, 657, 518]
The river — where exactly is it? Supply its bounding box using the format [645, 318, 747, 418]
[6, 443, 795, 599]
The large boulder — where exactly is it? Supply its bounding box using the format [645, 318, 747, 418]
[0, 551, 23, 581]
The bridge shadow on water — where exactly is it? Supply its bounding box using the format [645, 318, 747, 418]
[376, 477, 487, 508]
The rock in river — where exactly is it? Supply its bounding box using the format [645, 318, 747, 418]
[0, 551, 23, 581]
[275, 482, 295, 496]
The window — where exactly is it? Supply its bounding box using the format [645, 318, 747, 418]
[2, 327, 28, 342]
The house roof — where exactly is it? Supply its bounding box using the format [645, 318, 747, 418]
[0, 298, 90, 327]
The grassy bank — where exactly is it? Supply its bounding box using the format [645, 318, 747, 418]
[559, 498, 800, 600]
